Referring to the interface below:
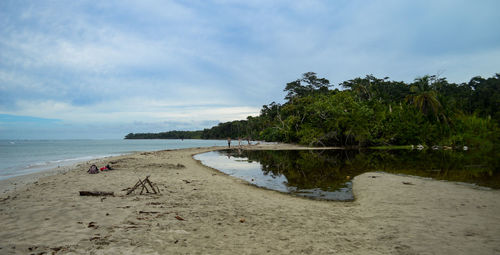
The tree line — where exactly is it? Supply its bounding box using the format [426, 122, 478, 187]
[127, 72, 500, 148]
[125, 130, 203, 139]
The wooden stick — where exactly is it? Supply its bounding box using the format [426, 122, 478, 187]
[139, 211, 160, 214]
[139, 178, 149, 194]
[153, 184, 160, 194]
[126, 176, 161, 195]
[126, 180, 141, 195]
[139, 180, 145, 195]
[145, 178, 157, 194]
[79, 191, 114, 196]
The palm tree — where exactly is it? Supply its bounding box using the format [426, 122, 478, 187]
[341, 75, 375, 101]
[405, 75, 446, 123]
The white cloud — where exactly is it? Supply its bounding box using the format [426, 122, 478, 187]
[7, 98, 259, 125]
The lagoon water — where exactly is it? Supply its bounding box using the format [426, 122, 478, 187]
[0, 139, 228, 180]
[195, 149, 500, 201]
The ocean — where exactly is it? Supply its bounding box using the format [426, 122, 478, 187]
[0, 139, 229, 181]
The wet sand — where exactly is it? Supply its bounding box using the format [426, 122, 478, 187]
[0, 144, 499, 254]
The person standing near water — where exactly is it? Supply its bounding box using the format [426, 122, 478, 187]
[227, 137, 231, 148]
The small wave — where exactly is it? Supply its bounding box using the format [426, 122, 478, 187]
[27, 162, 48, 168]
[22, 154, 122, 171]
[0, 153, 125, 181]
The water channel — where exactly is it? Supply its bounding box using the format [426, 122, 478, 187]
[194, 149, 499, 201]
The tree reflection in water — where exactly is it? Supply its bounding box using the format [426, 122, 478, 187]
[198, 149, 499, 201]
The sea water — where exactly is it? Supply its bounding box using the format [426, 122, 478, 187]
[0, 139, 228, 180]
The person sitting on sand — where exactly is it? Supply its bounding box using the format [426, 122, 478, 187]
[88, 164, 99, 174]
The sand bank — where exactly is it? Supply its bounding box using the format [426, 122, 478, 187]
[0, 144, 499, 254]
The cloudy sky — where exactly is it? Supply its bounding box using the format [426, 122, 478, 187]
[1, 0, 499, 139]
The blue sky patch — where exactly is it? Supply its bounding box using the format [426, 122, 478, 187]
[0, 114, 60, 123]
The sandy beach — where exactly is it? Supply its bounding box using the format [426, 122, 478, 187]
[0, 144, 499, 254]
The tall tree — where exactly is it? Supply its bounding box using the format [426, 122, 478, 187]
[284, 72, 331, 102]
[469, 74, 500, 122]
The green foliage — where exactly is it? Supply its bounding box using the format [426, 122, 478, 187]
[295, 91, 375, 146]
[468, 74, 500, 122]
[259, 127, 285, 142]
[284, 72, 331, 102]
[341, 75, 409, 103]
[201, 120, 250, 139]
[446, 114, 500, 150]
[405, 75, 447, 123]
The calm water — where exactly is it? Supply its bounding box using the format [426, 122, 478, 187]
[0, 139, 228, 180]
[195, 149, 500, 201]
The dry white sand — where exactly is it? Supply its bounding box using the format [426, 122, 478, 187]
[0, 144, 499, 254]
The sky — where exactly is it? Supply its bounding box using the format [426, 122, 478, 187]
[1, 0, 499, 139]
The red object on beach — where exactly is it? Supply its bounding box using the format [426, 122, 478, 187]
[100, 167, 105, 171]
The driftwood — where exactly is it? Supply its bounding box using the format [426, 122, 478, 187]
[79, 191, 114, 196]
[139, 211, 160, 214]
[126, 175, 160, 195]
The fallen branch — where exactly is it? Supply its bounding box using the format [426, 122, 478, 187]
[79, 191, 114, 196]
[139, 211, 160, 214]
